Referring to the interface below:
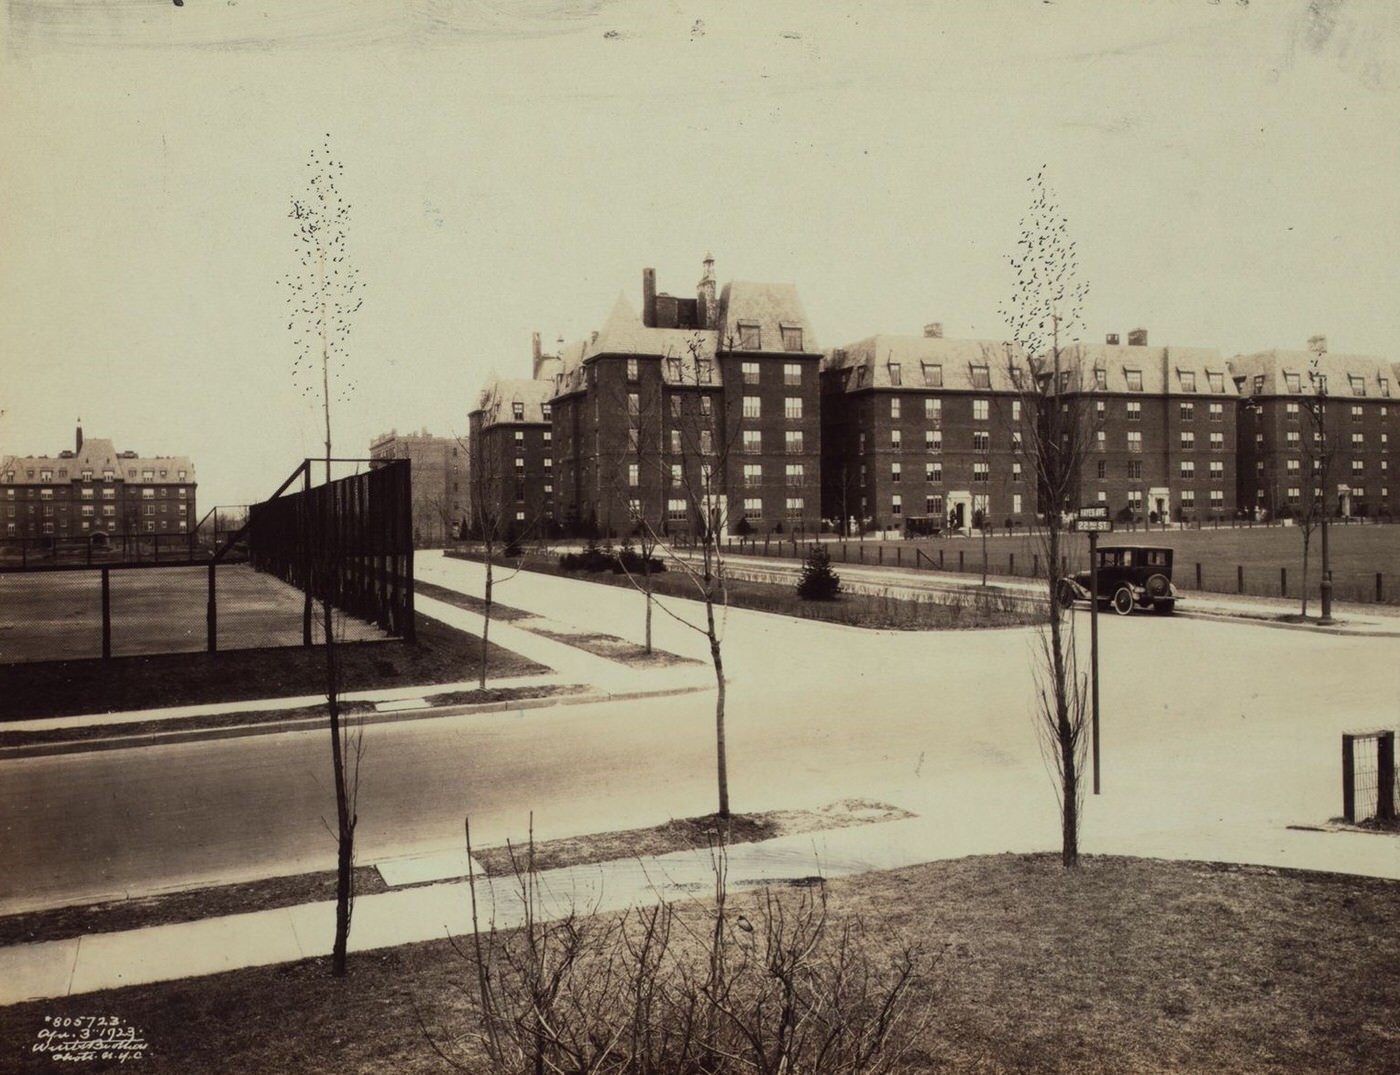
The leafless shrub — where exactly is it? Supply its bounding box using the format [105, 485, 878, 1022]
[427, 825, 934, 1074]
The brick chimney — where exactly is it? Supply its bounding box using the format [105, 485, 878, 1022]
[1106, 333, 1120, 345]
[642, 268, 657, 328]
[530, 331, 543, 378]
[1127, 328, 1148, 346]
[923, 322, 944, 339]
[75, 424, 84, 453]
[697, 253, 716, 330]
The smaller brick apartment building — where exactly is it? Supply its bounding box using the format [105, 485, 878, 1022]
[1228, 345, 1400, 520]
[467, 376, 556, 540]
[1, 428, 196, 543]
[369, 428, 467, 545]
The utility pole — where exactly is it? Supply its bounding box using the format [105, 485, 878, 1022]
[1309, 336, 1334, 625]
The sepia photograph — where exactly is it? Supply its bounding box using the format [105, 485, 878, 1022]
[2, 1, 1399, 1071]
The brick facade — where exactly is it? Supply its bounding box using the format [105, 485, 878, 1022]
[369, 429, 467, 544]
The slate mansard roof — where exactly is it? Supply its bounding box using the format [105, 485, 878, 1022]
[472, 377, 555, 428]
[1227, 350, 1399, 401]
[2, 437, 194, 484]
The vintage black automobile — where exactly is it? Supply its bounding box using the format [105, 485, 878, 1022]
[1056, 545, 1179, 616]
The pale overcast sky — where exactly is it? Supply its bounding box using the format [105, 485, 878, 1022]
[2, 0, 1398, 508]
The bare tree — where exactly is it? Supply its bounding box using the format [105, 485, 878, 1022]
[609, 368, 669, 654]
[999, 168, 1096, 868]
[285, 135, 364, 975]
[1294, 348, 1336, 620]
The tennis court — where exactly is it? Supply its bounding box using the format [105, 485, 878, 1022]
[0, 563, 385, 665]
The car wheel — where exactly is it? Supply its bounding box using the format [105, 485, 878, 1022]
[1056, 581, 1078, 609]
[1145, 573, 1171, 600]
[1112, 586, 1135, 616]
[1152, 599, 1176, 616]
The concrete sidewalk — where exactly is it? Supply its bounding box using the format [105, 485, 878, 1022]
[5, 803, 1400, 1006]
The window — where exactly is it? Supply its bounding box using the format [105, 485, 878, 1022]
[1127, 460, 1143, 479]
[102, 505, 115, 517]
[514, 430, 525, 444]
[855, 366, 867, 387]
[80, 488, 94, 499]
[1127, 431, 1142, 452]
[144, 504, 155, 516]
[513, 401, 525, 420]
[1285, 372, 1301, 393]
[1093, 368, 1107, 390]
[1210, 490, 1225, 508]
[922, 363, 942, 387]
[1127, 401, 1142, 422]
[700, 430, 714, 454]
[626, 358, 639, 383]
[102, 488, 115, 500]
[1380, 378, 1391, 398]
[1096, 430, 1106, 451]
[887, 362, 902, 387]
[1180, 431, 1195, 450]
[743, 395, 761, 419]
[628, 463, 639, 487]
[699, 396, 712, 417]
[888, 462, 902, 484]
[1352, 432, 1365, 447]
[698, 360, 713, 384]
[40, 488, 54, 500]
[1012, 461, 1023, 481]
[1286, 430, 1300, 446]
[103, 470, 114, 481]
[543, 457, 552, 469]
[1350, 375, 1366, 396]
[80, 505, 94, 518]
[786, 496, 805, 520]
[1012, 493, 1023, 514]
[1180, 402, 1194, 421]
[743, 497, 762, 518]
[40, 469, 52, 481]
[925, 398, 942, 421]
[969, 365, 990, 389]
[1125, 369, 1143, 392]
[742, 360, 760, 384]
[890, 429, 902, 449]
[785, 431, 804, 454]
[785, 397, 803, 419]
[671, 463, 683, 486]
[1350, 404, 1364, 422]
[1127, 491, 1143, 512]
[972, 431, 990, 452]
[743, 430, 761, 454]
[1285, 402, 1299, 420]
[926, 462, 942, 483]
[739, 323, 762, 350]
[1210, 432, 1224, 451]
[1286, 458, 1301, 475]
[141, 487, 154, 499]
[891, 494, 902, 517]
[973, 462, 990, 483]
[926, 430, 942, 453]
[890, 397, 901, 419]
[668, 397, 682, 419]
[744, 464, 762, 487]
[1255, 432, 1265, 447]
[1182, 489, 1196, 509]
[1180, 460, 1195, 479]
[541, 404, 551, 420]
[1096, 400, 1106, 418]
[668, 498, 687, 521]
[972, 399, 989, 421]
[1209, 461, 1224, 479]
[667, 357, 682, 381]
[1178, 370, 1196, 392]
[926, 495, 945, 516]
[784, 362, 802, 386]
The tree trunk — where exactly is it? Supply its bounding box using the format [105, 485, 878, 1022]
[643, 558, 653, 654]
[1300, 529, 1311, 619]
[326, 595, 355, 976]
[479, 554, 493, 689]
[706, 581, 729, 819]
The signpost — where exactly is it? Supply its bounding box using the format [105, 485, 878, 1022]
[1071, 506, 1112, 795]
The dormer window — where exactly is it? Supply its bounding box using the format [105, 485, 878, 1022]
[738, 322, 761, 350]
[1093, 368, 1107, 390]
[887, 362, 902, 386]
[1285, 372, 1301, 393]
[513, 402, 525, 420]
[667, 357, 681, 381]
[780, 325, 803, 352]
[922, 363, 943, 387]
[1349, 375, 1366, 396]
[1381, 378, 1391, 398]
[1124, 369, 1143, 392]
[856, 366, 867, 387]
[969, 364, 990, 389]
[1177, 370, 1196, 392]
[1207, 371, 1224, 393]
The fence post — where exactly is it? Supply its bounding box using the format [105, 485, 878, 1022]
[1378, 573, 1384, 603]
[1280, 566, 1287, 597]
[859, 544, 865, 562]
[1379, 732, 1396, 824]
[101, 567, 112, 659]
[958, 550, 965, 572]
[1237, 565, 1244, 594]
[1009, 552, 1015, 575]
[1033, 553, 1039, 576]
[878, 546, 883, 565]
[1342, 734, 1356, 822]
[939, 549, 945, 569]
[896, 547, 901, 567]
[842, 543, 848, 562]
[207, 563, 218, 653]
[1196, 562, 1202, 589]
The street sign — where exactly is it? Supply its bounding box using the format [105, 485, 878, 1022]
[1078, 504, 1110, 520]
[1073, 519, 1113, 532]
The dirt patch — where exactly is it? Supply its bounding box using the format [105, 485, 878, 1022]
[526, 628, 698, 667]
[413, 580, 534, 621]
[469, 799, 915, 877]
[0, 613, 545, 722]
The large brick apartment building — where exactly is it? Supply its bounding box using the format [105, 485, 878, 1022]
[467, 376, 556, 540]
[0, 428, 196, 542]
[548, 258, 823, 538]
[462, 255, 1399, 539]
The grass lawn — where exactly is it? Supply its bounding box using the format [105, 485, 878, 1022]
[446, 551, 1045, 631]
[0, 612, 546, 722]
[729, 521, 1400, 604]
[2, 853, 1397, 1073]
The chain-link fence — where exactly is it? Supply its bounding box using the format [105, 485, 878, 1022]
[1342, 731, 1397, 825]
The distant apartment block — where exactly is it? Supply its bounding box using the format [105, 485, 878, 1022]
[369, 428, 467, 545]
[467, 378, 556, 540]
[0, 427, 196, 541]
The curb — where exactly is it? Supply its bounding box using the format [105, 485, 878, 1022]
[0, 683, 714, 761]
